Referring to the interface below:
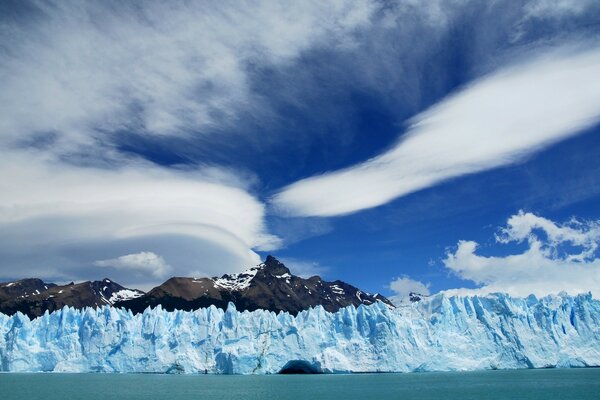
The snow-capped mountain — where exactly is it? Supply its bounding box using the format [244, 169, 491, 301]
[0, 278, 144, 318]
[0, 292, 598, 373]
[0, 256, 390, 317]
[115, 255, 394, 315]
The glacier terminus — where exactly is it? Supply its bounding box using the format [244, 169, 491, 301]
[0, 292, 598, 374]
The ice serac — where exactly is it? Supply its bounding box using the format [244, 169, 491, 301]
[0, 293, 598, 374]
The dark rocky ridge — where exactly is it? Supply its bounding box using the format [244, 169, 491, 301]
[0, 278, 143, 318]
[0, 278, 56, 304]
[115, 255, 394, 315]
[0, 256, 394, 318]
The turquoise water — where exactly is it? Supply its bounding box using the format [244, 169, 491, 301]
[1, 369, 599, 399]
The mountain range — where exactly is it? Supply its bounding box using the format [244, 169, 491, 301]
[0, 256, 393, 318]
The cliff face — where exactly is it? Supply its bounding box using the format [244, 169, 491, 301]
[1, 292, 598, 374]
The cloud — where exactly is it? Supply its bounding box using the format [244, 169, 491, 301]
[272, 47, 600, 217]
[0, 150, 279, 285]
[277, 257, 329, 279]
[95, 252, 171, 278]
[2, 1, 600, 291]
[388, 276, 430, 305]
[0, 1, 379, 287]
[496, 212, 600, 261]
[443, 211, 600, 297]
[0, 0, 374, 151]
[524, 0, 597, 18]
[267, 217, 334, 247]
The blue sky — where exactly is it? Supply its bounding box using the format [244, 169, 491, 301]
[1, 1, 600, 301]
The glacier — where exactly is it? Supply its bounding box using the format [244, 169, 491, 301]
[0, 292, 599, 374]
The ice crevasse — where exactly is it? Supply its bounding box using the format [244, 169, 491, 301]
[0, 292, 598, 374]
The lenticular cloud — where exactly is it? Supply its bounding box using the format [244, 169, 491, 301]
[273, 47, 600, 217]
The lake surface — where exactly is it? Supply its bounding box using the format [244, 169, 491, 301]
[1, 368, 599, 400]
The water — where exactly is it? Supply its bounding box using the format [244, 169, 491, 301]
[1, 369, 599, 400]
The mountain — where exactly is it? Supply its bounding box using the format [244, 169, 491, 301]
[0, 278, 56, 304]
[0, 278, 144, 318]
[0, 256, 391, 317]
[1, 292, 598, 373]
[115, 255, 394, 315]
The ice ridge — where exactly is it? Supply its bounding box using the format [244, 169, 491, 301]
[0, 292, 598, 374]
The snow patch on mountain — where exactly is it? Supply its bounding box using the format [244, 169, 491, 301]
[213, 265, 262, 291]
[331, 285, 344, 295]
[108, 289, 144, 304]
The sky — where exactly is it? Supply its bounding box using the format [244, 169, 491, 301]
[1, 0, 600, 302]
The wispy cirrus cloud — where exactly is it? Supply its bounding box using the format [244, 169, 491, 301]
[0, 0, 375, 151]
[272, 47, 600, 217]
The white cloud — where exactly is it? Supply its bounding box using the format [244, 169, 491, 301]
[443, 212, 600, 297]
[496, 211, 600, 261]
[0, 150, 279, 284]
[388, 276, 430, 305]
[0, 1, 379, 286]
[278, 258, 329, 279]
[272, 46, 600, 217]
[0, 0, 374, 149]
[2, 1, 600, 291]
[524, 0, 597, 18]
[95, 252, 171, 278]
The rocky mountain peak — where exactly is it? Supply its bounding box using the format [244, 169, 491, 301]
[115, 256, 395, 315]
[261, 255, 291, 276]
[1, 257, 395, 318]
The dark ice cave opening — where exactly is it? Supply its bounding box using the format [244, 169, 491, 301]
[278, 360, 322, 374]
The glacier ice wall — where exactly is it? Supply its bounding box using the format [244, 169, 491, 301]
[0, 293, 599, 374]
